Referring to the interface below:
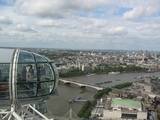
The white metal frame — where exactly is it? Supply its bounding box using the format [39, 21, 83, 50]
[0, 104, 53, 120]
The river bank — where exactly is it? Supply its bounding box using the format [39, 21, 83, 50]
[47, 72, 160, 118]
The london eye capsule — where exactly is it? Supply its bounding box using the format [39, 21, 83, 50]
[0, 48, 59, 107]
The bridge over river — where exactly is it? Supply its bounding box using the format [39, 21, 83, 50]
[59, 79, 103, 91]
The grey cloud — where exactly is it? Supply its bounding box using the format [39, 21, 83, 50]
[37, 19, 64, 27]
[0, 16, 13, 24]
[15, 24, 36, 32]
[123, 0, 160, 20]
[106, 26, 128, 36]
[15, 0, 112, 18]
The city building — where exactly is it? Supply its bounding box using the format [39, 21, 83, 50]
[102, 98, 147, 120]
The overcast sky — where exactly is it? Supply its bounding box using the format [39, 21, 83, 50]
[0, 0, 160, 50]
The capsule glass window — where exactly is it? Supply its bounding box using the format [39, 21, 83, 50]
[17, 51, 37, 99]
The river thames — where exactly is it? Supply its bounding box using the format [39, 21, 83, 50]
[47, 72, 160, 118]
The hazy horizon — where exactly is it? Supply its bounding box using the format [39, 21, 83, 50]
[1, 46, 160, 52]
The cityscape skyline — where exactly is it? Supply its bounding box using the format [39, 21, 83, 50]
[0, 0, 160, 50]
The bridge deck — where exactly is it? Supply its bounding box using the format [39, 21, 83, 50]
[59, 79, 103, 91]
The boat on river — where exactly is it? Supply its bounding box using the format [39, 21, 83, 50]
[108, 72, 120, 75]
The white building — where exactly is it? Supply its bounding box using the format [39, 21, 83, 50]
[99, 98, 147, 120]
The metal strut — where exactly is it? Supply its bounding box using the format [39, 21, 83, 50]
[0, 104, 53, 120]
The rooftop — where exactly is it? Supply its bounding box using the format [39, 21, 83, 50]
[111, 98, 141, 110]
